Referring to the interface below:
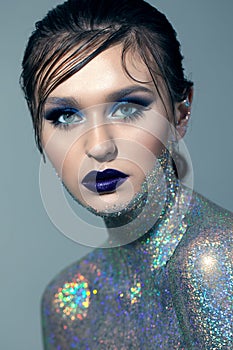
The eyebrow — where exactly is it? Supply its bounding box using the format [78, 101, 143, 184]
[44, 85, 155, 108]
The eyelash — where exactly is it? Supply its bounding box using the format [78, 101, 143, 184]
[44, 108, 83, 130]
[110, 101, 150, 123]
[44, 99, 152, 130]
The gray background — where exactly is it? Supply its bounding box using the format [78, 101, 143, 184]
[1, 1, 232, 349]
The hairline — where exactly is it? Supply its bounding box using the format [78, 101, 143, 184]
[30, 29, 178, 157]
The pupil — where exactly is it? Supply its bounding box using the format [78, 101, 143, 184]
[122, 106, 132, 115]
[64, 114, 74, 122]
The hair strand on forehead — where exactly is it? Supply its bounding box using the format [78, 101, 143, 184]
[20, 0, 193, 158]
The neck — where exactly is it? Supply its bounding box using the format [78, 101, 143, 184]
[103, 149, 192, 270]
[121, 184, 191, 272]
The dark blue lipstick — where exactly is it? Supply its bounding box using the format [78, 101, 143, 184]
[82, 169, 129, 194]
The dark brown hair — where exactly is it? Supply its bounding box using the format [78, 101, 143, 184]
[20, 0, 193, 157]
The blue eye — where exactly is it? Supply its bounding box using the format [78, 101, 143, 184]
[44, 108, 84, 129]
[58, 112, 83, 125]
[44, 96, 153, 128]
[110, 101, 150, 122]
[112, 104, 138, 118]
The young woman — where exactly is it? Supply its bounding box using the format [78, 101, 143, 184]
[20, 0, 233, 349]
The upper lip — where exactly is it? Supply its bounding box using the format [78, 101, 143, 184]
[82, 169, 129, 185]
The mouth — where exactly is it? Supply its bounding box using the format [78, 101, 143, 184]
[81, 169, 129, 194]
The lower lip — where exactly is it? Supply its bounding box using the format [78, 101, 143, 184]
[82, 177, 128, 194]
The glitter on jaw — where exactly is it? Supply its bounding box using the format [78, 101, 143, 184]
[101, 147, 190, 247]
[63, 147, 175, 223]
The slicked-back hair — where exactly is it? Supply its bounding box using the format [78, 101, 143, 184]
[20, 0, 193, 157]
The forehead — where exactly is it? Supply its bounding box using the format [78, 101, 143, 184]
[47, 44, 154, 102]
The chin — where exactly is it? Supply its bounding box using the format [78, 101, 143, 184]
[82, 189, 137, 215]
[62, 178, 147, 219]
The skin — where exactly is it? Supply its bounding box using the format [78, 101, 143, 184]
[41, 44, 191, 214]
[39, 45, 232, 350]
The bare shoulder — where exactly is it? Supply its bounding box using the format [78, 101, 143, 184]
[169, 192, 233, 348]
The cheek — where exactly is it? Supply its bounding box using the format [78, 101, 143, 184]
[61, 154, 80, 190]
[42, 126, 64, 169]
[121, 121, 169, 160]
[127, 110, 170, 156]
[42, 125, 85, 179]
[60, 145, 87, 187]
[139, 133, 165, 157]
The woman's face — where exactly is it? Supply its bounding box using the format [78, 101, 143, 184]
[41, 44, 177, 215]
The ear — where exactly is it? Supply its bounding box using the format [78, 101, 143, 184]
[174, 88, 193, 139]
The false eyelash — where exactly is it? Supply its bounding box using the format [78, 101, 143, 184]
[44, 107, 83, 130]
[109, 99, 152, 123]
[43, 97, 154, 129]
[113, 105, 148, 123]
[119, 96, 154, 107]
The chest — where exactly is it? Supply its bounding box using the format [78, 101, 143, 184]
[54, 268, 187, 349]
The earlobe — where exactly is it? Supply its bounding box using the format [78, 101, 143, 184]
[175, 88, 193, 139]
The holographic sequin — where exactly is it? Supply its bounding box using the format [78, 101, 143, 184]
[53, 273, 90, 321]
[169, 230, 233, 349]
[119, 281, 142, 305]
[130, 282, 142, 304]
[141, 190, 189, 271]
[41, 149, 233, 349]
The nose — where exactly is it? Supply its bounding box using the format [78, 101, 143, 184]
[85, 125, 118, 162]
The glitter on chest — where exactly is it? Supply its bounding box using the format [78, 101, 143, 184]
[53, 273, 91, 321]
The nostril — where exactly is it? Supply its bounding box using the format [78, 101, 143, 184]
[87, 139, 118, 162]
[105, 145, 118, 162]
